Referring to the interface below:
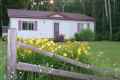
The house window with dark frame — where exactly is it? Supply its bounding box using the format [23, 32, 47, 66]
[77, 23, 84, 32]
[22, 21, 34, 30]
[87, 23, 90, 29]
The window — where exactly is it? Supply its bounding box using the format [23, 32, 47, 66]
[77, 23, 84, 32]
[22, 21, 34, 30]
[87, 23, 90, 29]
[18, 21, 37, 31]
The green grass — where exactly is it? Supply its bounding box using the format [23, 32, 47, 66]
[0, 39, 6, 80]
[89, 41, 120, 69]
[0, 40, 120, 79]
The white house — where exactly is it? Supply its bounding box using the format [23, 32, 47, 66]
[8, 9, 95, 39]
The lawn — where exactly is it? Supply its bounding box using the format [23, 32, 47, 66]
[0, 39, 6, 80]
[89, 41, 120, 69]
[0, 39, 120, 79]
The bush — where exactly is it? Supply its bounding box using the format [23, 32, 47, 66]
[95, 32, 109, 41]
[113, 32, 120, 41]
[75, 29, 95, 41]
[2, 35, 7, 41]
[16, 38, 94, 80]
[17, 38, 91, 60]
[54, 34, 64, 42]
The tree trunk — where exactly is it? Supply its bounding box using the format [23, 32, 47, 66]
[108, 0, 112, 40]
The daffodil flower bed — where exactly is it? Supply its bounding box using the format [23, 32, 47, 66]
[17, 37, 94, 80]
[17, 37, 90, 60]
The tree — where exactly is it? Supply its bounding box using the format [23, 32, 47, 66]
[0, 0, 120, 40]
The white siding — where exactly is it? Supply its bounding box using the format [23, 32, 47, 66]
[10, 18, 95, 39]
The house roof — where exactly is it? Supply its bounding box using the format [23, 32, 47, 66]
[8, 9, 95, 21]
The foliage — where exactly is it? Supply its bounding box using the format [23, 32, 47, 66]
[89, 41, 120, 77]
[2, 35, 7, 41]
[1, 38, 120, 80]
[1, 0, 120, 40]
[17, 37, 90, 61]
[95, 32, 109, 41]
[113, 31, 120, 41]
[75, 29, 95, 41]
[0, 40, 6, 80]
[16, 38, 94, 80]
[54, 34, 64, 42]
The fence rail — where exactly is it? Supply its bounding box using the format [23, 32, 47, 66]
[17, 41, 116, 74]
[7, 28, 118, 80]
[16, 62, 113, 80]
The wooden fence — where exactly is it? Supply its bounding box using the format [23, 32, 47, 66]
[7, 28, 119, 80]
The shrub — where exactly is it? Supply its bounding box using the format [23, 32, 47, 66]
[16, 38, 94, 80]
[2, 35, 7, 41]
[95, 32, 109, 41]
[54, 34, 64, 42]
[113, 32, 120, 41]
[75, 29, 95, 41]
[17, 38, 90, 60]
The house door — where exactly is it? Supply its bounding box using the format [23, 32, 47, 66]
[54, 23, 59, 38]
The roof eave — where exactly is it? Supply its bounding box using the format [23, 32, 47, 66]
[9, 16, 95, 22]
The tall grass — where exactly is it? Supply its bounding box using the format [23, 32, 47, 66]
[0, 39, 6, 80]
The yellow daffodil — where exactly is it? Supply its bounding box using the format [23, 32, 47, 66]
[87, 46, 90, 50]
[41, 45, 45, 49]
[27, 40, 34, 45]
[77, 48, 82, 55]
[58, 45, 62, 49]
[17, 36, 21, 41]
[63, 53, 67, 57]
[35, 40, 41, 45]
[27, 49, 32, 54]
[51, 50, 55, 53]
[17, 37, 91, 61]
[84, 50, 88, 55]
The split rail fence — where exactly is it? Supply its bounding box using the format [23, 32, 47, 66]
[7, 28, 119, 80]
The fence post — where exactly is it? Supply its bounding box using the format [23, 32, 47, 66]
[7, 28, 17, 80]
